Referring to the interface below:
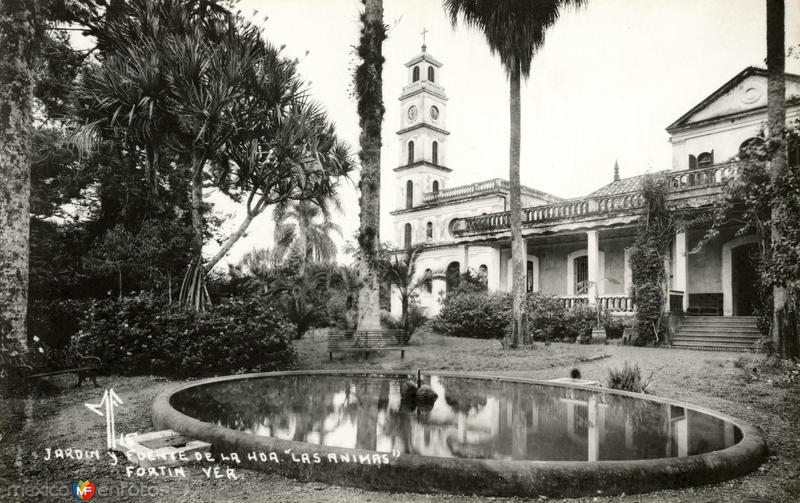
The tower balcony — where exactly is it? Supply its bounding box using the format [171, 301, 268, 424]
[422, 178, 563, 205]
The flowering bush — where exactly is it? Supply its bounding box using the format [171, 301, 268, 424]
[524, 292, 567, 342]
[72, 293, 296, 377]
[433, 291, 511, 339]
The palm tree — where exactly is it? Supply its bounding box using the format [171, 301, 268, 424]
[382, 246, 422, 342]
[443, 0, 586, 348]
[273, 199, 342, 274]
[267, 270, 330, 339]
[208, 97, 353, 273]
[237, 247, 282, 276]
[766, 0, 788, 355]
[353, 0, 386, 331]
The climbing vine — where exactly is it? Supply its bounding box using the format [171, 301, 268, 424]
[629, 174, 674, 344]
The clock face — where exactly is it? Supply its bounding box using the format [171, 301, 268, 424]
[407, 106, 418, 121]
[430, 106, 439, 121]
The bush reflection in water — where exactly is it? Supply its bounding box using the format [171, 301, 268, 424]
[170, 374, 742, 461]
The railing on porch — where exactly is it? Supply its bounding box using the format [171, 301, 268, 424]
[667, 162, 738, 191]
[450, 162, 740, 237]
[558, 296, 636, 313]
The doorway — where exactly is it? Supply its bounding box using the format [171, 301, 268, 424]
[731, 243, 758, 316]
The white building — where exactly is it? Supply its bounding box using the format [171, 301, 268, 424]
[389, 46, 800, 337]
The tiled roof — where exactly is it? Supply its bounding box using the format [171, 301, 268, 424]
[587, 172, 669, 197]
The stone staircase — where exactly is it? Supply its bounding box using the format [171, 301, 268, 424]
[671, 316, 765, 352]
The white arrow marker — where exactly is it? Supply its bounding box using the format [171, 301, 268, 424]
[85, 389, 124, 450]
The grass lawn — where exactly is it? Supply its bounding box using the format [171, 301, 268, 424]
[1, 331, 798, 502]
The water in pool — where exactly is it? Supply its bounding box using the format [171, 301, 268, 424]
[170, 374, 741, 461]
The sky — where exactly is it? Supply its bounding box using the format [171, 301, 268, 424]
[207, 0, 800, 269]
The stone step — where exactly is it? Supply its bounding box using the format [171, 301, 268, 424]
[684, 316, 757, 321]
[671, 334, 760, 345]
[670, 342, 760, 353]
[678, 321, 760, 327]
[675, 328, 762, 335]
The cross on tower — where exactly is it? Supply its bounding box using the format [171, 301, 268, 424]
[421, 28, 428, 51]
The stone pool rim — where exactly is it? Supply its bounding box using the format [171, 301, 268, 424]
[152, 369, 768, 498]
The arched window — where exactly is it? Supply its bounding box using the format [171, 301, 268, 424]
[407, 141, 415, 164]
[739, 137, 765, 157]
[574, 256, 589, 294]
[426, 221, 433, 241]
[432, 180, 439, 193]
[412, 66, 420, 82]
[423, 269, 433, 293]
[406, 180, 413, 209]
[446, 261, 460, 294]
[478, 264, 488, 286]
[697, 151, 714, 168]
[404, 223, 412, 249]
[527, 260, 535, 292]
[427, 66, 435, 82]
[432, 141, 439, 165]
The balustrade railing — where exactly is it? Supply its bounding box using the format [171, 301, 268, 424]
[452, 163, 739, 236]
[558, 296, 635, 313]
[598, 296, 636, 312]
[422, 178, 506, 204]
[422, 178, 562, 205]
[667, 162, 738, 191]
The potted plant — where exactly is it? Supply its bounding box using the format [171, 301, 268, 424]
[602, 312, 627, 339]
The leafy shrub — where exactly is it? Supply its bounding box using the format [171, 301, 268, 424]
[524, 292, 567, 342]
[563, 304, 597, 340]
[27, 298, 88, 348]
[449, 269, 488, 296]
[73, 293, 296, 377]
[607, 362, 653, 393]
[380, 303, 427, 342]
[433, 291, 511, 339]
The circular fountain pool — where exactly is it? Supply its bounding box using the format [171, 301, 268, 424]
[153, 371, 766, 497]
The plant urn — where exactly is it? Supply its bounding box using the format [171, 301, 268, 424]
[622, 327, 638, 346]
[591, 325, 607, 344]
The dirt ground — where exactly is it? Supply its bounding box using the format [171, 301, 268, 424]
[1, 332, 798, 502]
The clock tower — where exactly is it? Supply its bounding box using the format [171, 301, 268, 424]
[395, 43, 451, 211]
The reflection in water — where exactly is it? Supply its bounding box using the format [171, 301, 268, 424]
[170, 375, 742, 462]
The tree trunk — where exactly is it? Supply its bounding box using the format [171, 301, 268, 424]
[508, 61, 525, 349]
[355, 0, 385, 332]
[180, 152, 209, 311]
[190, 155, 204, 259]
[297, 207, 308, 276]
[0, 0, 35, 351]
[205, 211, 256, 272]
[767, 0, 787, 355]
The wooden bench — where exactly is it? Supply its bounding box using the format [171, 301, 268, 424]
[1, 348, 101, 388]
[328, 330, 407, 360]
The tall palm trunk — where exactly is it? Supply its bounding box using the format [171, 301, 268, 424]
[297, 206, 309, 276]
[0, 0, 36, 350]
[508, 61, 525, 348]
[355, 0, 385, 331]
[766, 0, 790, 356]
